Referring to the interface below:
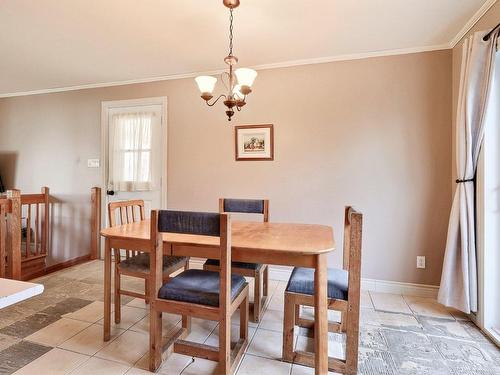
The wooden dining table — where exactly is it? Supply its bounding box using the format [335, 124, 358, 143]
[100, 220, 335, 375]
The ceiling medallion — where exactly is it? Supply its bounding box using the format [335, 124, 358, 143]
[195, 0, 257, 121]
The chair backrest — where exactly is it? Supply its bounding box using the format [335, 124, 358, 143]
[108, 200, 145, 258]
[108, 200, 145, 227]
[342, 206, 363, 305]
[151, 210, 232, 310]
[219, 198, 269, 222]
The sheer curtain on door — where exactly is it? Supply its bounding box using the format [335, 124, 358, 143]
[108, 111, 158, 192]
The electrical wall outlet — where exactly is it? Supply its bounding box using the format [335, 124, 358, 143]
[417, 256, 426, 269]
[87, 159, 100, 168]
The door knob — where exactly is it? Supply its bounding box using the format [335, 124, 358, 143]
[106, 190, 115, 196]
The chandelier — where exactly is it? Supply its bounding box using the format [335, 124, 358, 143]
[195, 0, 257, 121]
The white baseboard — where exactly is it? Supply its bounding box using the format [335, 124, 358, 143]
[189, 260, 439, 299]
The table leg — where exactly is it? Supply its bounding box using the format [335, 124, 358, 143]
[314, 253, 328, 375]
[103, 237, 111, 341]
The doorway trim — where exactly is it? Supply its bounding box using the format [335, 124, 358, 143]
[100, 97, 168, 257]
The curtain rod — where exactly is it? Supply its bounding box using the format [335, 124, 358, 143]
[483, 22, 500, 41]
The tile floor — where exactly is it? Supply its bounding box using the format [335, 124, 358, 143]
[0, 260, 498, 375]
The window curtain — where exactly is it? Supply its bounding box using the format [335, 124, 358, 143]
[438, 29, 499, 313]
[108, 112, 157, 192]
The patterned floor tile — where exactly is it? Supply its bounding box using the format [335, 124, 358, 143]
[430, 336, 492, 365]
[358, 348, 396, 375]
[0, 334, 20, 352]
[0, 341, 51, 374]
[382, 329, 442, 359]
[0, 313, 60, 339]
[359, 327, 388, 351]
[419, 316, 472, 340]
[391, 352, 451, 375]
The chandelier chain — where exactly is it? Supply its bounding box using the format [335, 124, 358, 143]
[229, 8, 234, 56]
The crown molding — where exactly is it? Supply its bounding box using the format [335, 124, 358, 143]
[450, 0, 498, 47]
[0, 44, 450, 99]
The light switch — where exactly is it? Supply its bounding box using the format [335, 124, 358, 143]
[87, 159, 100, 168]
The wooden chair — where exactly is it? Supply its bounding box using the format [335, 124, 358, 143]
[282, 206, 362, 375]
[149, 210, 249, 374]
[108, 200, 189, 322]
[203, 198, 269, 322]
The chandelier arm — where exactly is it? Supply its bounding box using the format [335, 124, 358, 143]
[205, 94, 227, 107]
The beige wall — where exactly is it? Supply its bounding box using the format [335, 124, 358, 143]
[452, 2, 500, 182]
[0, 50, 452, 285]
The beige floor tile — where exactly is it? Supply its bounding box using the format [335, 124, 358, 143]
[247, 328, 283, 359]
[95, 330, 149, 366]
[300, 306, 342, 323]
[236, 354, 290, 375]
[13, 348, 89, 375]
[185, 318, 218, 343]
[259, 309, 284, 332]
[360, 291, 374, 309]
[125, 368, 156, 375]
[69, 357, 130, 375]
[59, 324, 124, 355]
[97, 305, 148, 330]
[403, 296, 454, 319]
[266, 293, 284, 312]
[291, 364, 340, 375]
[158, 353, 194, 375]
[447, 307, 470, 321]
[295, 335, 345, 359]
[25, 318, 92, 347]
[126, 298, 148, 309]
[360, 309, 423, 330]
[63, 301, 108, 323]
[204, 324, 257, 347]
[134, 351, 194, 375]
[129, 313, 181, 336]
[371, 293, 412, 314]
[181, 357, 219, 375]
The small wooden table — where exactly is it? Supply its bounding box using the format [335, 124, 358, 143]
[100, 220, 335, 375]
[0, 278, 44, 309]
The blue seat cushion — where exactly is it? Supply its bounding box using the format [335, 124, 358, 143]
[223, 199, 264, 214]
[119, 253, 187, 274]
[158, 269, 247, 307]
[286, 267, 348, 300]
[204, 258, 262, 271]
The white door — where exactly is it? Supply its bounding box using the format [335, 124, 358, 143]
[102, 98, 167, 224]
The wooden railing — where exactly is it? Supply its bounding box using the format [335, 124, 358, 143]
[0, 197, 12, 278]
[20, 187, 50, 262]
[2, 186, 101, 280]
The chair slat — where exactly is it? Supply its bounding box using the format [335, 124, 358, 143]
[25, 204, 31, 258]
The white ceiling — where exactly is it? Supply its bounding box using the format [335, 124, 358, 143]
[0, 0, 494, 96]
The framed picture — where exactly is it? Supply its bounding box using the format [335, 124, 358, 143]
[234, 124, 274, 161]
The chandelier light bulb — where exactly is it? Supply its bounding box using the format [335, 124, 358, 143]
[195, 76, 217, 95]
[235, 68, 257, 88]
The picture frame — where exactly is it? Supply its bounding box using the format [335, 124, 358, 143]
[234, 124, 274, 161]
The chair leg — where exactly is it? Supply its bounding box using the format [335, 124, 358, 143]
[254, 271, 262, 323]
[114, 253, 121, 324]
[149, 308, 163, 372]
[295, 304, 301, 323]
[145, 279, 150, 305]
[219, 314, 231, 374]
[263, 265, 269, 297]
[282, 292, 295, 363]
[240, 293, 249, 341]
[182, 315, 191, 334]
[345, 305, 360, 375]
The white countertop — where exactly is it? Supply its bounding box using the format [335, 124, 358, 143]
[0, 278, 44, 309]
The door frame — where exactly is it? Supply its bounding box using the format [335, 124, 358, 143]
[100, 97, 168, 257]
